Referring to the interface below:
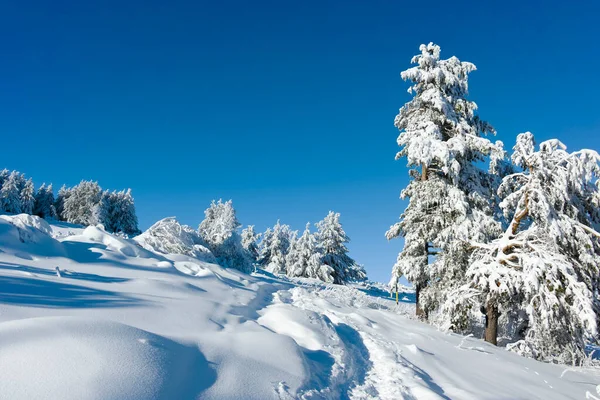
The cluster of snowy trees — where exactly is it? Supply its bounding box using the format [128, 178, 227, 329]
[388, 43, 600, 365]
[195, 201, 366, 283]
[0, 170, 139, 235]
[254, 211, 366, 284]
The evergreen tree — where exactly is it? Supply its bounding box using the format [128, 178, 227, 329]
[241, 225, 261, 263]
[62, 180, 103, 225]
[315, 211, 365, 284]
[259, 220, 294, 274]
[386, 43, 499, 318]
[287, 223, 334, 282]
[103, 190, 139, 235]
[198, 200, 252, 273]
[0, 169, 10, 189]
[34, 183, 58, 219]
[258, 227, 274, 266]
[20, 178, 35, 215]
[55, 185, 72, 221]
[450, 132, 600, 364]
[1, 171, 24, 214]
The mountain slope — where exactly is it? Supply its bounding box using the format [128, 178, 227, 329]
[0, 214, 598, 399]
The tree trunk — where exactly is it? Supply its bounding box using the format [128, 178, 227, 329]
[416, 162, 429, 321]
[484, 302, 499, 345]
[415, 282, 428, 320]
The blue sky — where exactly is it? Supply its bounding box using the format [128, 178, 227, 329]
[1, 1, 599, 283]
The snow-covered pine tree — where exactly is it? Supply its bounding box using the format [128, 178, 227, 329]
[33, 184, 58, 220]
[287, 223, 334, 282]
[198, 200, 252, 273]
[55, 185, 73, 221]
[20, 178, 35, 215]
[241, 225, 261, 263]
[386, 43, 499, 319]
[258, 227, 274, 266]
[0, 169, 9, 188]
[315, 211, 365, 284]
[454, 132, 600, 363]
[1, 171, 24, 214]
[102, 189, 139, 235]
[62, 180, 103, 226]
[260, 220, 294, 274]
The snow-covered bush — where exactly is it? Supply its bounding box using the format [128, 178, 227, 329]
[135, 217, 214, 262]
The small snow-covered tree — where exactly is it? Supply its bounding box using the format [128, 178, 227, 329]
[20, 178, 35, 215]
[387, 43, 499, 318]
[259, 220, 294, 274]
[1, 171, 24, 214]
[198, 199, 252, 273]
[451, 132, 600, 364]
[287, 223, 334, 282]
[54, 185, 72, 221]
[103, 189, 139, 235]
[315, 211, 365, 284]
[0, 169, 10, 188]
[241, 225, 261, 263]
[33, 183, 57, 219]
[62, 180, 103, 225]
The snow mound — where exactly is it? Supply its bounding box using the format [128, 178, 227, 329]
[0, 214, 65, 257]
[0, 317, 216, 400]
[67, 226, 155, 258]
[174, 261, 215, 277]
[134, 217, 216, 262]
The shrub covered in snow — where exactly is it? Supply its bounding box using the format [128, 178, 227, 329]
[135, 217, 215, 262]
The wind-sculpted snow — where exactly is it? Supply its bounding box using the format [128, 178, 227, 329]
[0, 317, 215, 400]
[0, 215, 598, 399]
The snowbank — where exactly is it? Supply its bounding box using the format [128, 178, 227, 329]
[0, 317, 215, 400]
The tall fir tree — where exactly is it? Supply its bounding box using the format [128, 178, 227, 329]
[386, 43, 499, 318]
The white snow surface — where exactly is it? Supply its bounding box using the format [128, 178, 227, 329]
[0, 214, 598, 399]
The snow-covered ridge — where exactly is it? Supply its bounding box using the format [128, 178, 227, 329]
[0, 214, 598, 399]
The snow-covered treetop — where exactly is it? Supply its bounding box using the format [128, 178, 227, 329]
[395, 43, 496, 180]
[198, 199, 241, 246]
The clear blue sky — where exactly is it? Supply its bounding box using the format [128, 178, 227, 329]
[1, 1, 599, 283]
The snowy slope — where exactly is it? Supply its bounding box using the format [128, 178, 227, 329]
[0, 214, 598, 400]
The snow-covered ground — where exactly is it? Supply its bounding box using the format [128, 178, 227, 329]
[0, 214, 599, 399]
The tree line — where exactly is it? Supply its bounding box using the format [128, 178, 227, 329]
[388, 43, 600, 365]
[0, 170, 139, 235]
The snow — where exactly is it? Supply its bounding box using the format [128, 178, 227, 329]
[0, 214, 598, 399]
